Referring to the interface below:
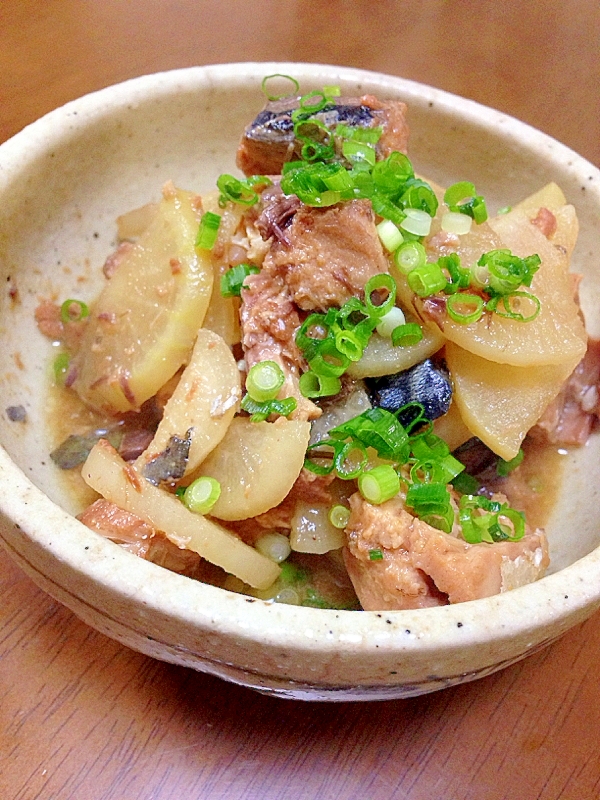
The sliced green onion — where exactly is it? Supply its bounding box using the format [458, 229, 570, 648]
[493, 508, 525, 541]
[280, 162, 343, 207]
[451, 471, 480, 495]
[441, 211, 473, 235]
[336, 297, 371, 331]
[282, 160, 305, 174]
[217, 174, 260, 206]
[400, 208, 432, 237]
[420, 503, 455, 534]
[478, 250, 541, 293]
[334, 329, 365, 361]
[295, 312, 330, 356]
[410, 432, 449, 461]
[220, 263, 260, 297]
[255, 531, 292, 563]
[391, 322, 423, 347]
[496, 448, 524, 476]
[444, 181, 488, 223]
[470, 262, 490, 289]
[372, 151, 414, 193]
[329, 407, 411, 462]
[299, 370, 341, 398]
[294, 117, 330, 143]
[195, 211, 221, 250]
[53, 352, 70, 383]
[376, 218, 404, 253]
[440, 253, 471, 293]
[246, 361, 285, 403]
[487, 291, 541, 322]
[334, 440, 369, 480]
[369, 193, 407, 227]
[471, 199, 488, 225]
[240, 394, 297, 422]
[321, 163, 354, 193]
[307, 339, 350, 378]
[394, 241, 427, 274]
[364, 273, 396, 319]
[358, 465, 400, 504]
[459, 495, 524, 543]
[301, 140, 336, 163]
[405, 481, 450, 514]
[376, 306, 406, 338]
[182, 476, 221, 515]
[60, 299, 89, 323]
[261, 73, 299, 101]
[335, 124, 383, 145]
[298, 90, 328, 114]
[329, 505, 351, 529]
[342, 139, 377, 166]
[399, 401, 430, 434]
[407, 262, 447, 297]
[399, 178, 438, 217]
[322, 85, 341, 98]
[304, 440, 339, 476]
[406, 481, 450, 506]
[368, 548, 384, 561]
[446, 293, 485, 324]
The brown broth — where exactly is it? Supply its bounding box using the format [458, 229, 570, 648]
[485, 437, 565, 530]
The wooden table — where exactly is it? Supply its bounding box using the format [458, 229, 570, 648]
[2, 2, 600, 798]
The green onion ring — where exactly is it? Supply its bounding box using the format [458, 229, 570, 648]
[446, 293, 485, 324]
[261, 74, 299, 101]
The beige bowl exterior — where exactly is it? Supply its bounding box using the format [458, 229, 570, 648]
[1, 63, 600, 701]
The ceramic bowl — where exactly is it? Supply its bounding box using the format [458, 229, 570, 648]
[1, 63, 600, 701]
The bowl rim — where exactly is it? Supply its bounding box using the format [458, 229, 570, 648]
[2, 61, 600, 658]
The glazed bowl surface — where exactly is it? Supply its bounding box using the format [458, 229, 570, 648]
[1, 62, 600, 701]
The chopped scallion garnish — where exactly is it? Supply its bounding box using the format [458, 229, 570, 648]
[444, 181, 488, 223]
[358, 465, 400, 505]
[394, 241, 427, 274]
[220, 263, 260, 297]
[299, 370, 341, 398]
[376, 306, 406, 338]
[364, 273, 396, 319]
[407, 261, 447, 297]
[391, 322, 423, 347]
[195, 211, 221, 250]
[60, 299, 89, 324]
[53, 352, 71, 383]
[329, 505, 351, 529]
[376, 218, 404, 252]
[182, 476, 221, 515]
[217, 174, 270, 207]
[261, 73, 300, 101]
[446, 293, 485, 324]
[496, 448, 524, 477]
[246, 361, 285, 403]
[240, 394, 297, 422]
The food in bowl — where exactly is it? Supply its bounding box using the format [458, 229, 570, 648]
[38, 76, 592, 615]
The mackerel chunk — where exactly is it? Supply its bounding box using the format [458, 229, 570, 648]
[343, 494, 549, 611]
[263, 198, 389, 311]
[236, 94, 409, 177]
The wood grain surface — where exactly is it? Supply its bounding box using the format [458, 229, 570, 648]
[1, 2, 600, 798]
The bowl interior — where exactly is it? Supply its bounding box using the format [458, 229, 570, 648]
[1, 62, 600, 582]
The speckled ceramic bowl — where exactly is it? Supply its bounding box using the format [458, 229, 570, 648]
[1, 63, 599, 701]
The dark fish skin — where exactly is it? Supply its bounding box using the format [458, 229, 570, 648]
[236, 94, 409, 177]
[142, 430, 192, 486]
[366, 359, 453, 425]
[247, 101, 376, 144]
